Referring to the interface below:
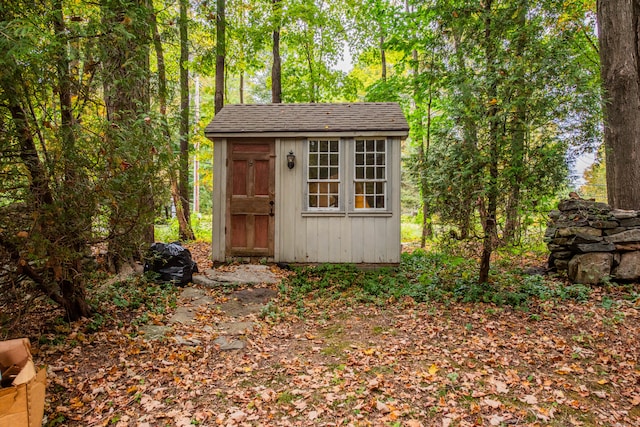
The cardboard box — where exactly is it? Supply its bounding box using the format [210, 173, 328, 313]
[0, 338, 46, 427]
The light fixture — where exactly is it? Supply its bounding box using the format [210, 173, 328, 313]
[287, 150, 296, 169]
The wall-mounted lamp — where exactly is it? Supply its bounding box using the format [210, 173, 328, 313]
[286, 150, 296, 169]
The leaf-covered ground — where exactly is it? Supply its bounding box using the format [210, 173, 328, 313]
[4, 244, 640, 427]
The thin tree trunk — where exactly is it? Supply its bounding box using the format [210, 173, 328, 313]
[52, 0, 93, 319]
[415, 49, 434, 246]
[193, 75, 200, 213]
[151, 11, 194, 240]
[215, 0, 226, 114]
[380, 34, 387, 80]
[272, 0, 282, 103]
[479, 0, 499, 284]
[452, 30, 478, 240]
[504, 0, 528, 243]
[179, 0, 195, 241]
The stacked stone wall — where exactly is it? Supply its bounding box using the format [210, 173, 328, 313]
[545, 199, 640, 284]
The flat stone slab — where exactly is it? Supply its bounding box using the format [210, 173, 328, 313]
[218, 321, 254, 335]
[217, 300, 265, 318]
[179, 287, 216, 304]
[139, 325, 173, 341]
[214, 336, 246, 351]
[168, 306, 197, 325]
[168, 287, 216, 324]
[230, 288, 278, 304]
[174, 335, 203, 346]
[194, 264, 280, 287]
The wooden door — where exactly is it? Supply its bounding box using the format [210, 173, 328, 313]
[226, 139, 275, 257]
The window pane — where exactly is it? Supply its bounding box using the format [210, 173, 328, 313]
[376, 139, 385, 151]
[366, 153, 374, 165]
[376, 153, 385, 165]
[376, 167, 385, 179]
[366, 139, 375, 151]
[356, 153, 364, 166]
[356, 140, 364, 152]
[308, 139, 341, 210]
[366, 167, 374, 179]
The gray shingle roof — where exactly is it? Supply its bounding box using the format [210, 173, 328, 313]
[204, 103, 409, 137]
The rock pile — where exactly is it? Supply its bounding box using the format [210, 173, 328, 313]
[545, 199, 640, 284]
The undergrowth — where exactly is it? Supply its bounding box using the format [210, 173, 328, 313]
[278, 249, 592, 312]
[86, 275, 179, 332]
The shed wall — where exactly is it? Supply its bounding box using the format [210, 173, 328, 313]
[275, 138, 401, 264]
[212, 137, 402, 264]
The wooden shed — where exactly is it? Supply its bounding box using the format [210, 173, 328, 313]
[204, 102, 409, 264]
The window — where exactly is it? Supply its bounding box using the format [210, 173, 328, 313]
[307, 139, 340, 209]
[305, 137, 389, 213]
[354, 139, 386, 209]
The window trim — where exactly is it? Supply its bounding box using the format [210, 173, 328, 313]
[305, 138, 343, 212]
[353, 138, 388, 211]
[303, 137, 391, 215]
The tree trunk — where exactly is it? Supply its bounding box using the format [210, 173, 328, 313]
[479, 0, 499, 285]
[504, 0, 528, 243]
[151, 11, 194, 241]
[193, 75, 200, 213]
[452, 29, 478, 241]
[272, 0, 282, 103]
[215, 0, 226, 114]
[102, 0, 154, 271]
[179, 0, 195, 241]
[415, 49, 434, 246]
[380, 34, 387, 81]
[597, 0, 640, 210]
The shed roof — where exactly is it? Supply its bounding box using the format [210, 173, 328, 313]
[204, 102, 409, 138]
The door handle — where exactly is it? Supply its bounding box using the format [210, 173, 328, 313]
[269, 200, 275, 216]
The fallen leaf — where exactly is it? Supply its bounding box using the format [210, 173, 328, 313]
[520, 394, 538, 405]
[494, 380, 508, 394]
[376, 400, 390, 413]
[483, 398, 502, 409]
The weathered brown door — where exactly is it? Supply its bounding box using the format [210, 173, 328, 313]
[226, 139, 275, 257]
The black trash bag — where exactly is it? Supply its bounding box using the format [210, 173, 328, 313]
[143, 242, 198, 286]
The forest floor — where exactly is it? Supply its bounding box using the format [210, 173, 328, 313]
[3, 242, 640, 427]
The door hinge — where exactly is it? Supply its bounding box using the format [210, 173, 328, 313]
[224, 226, 227, 234]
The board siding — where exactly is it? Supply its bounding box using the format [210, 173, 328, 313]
[223, 136, 401, 264]
[212, 140, 227, 262]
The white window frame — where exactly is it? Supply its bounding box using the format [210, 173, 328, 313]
[305, 139, 342, 211]
[303, 137, 391, 215]
[353, 138, 388, 211]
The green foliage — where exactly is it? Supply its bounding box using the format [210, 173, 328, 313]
[88, 275, 179, 330]
[155, 213, 212, 243]
[278, 249, 592, 312]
